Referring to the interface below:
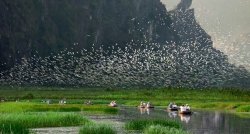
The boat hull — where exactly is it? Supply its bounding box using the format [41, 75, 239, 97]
[168, 108, 178, 111]
[179, 111, 192, 115]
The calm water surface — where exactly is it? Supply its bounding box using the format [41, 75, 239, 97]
[118, 107, 250, 134]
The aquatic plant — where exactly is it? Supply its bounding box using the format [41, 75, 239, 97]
[0, 122, 29, 134]
[236, 105, 250, 112]
[81, 105, 118, 114]
[1, 87, 250, 112]
[0, 112, 88, 128]
[79, 123, 116, 134]
[125, 119, 181, 130]
[144, 125, 188, 134]
[0, 102, 118, 114]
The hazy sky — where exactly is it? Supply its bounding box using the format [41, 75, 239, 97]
[161, 0, 250, 70]
[161, 0, 250, 36]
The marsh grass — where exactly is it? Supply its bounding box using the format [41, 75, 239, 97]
[0, 102, 118, 114]
[236, 105, 250, 112]
[0, 112, 88, 128]
[0, 122, 29, 134]
[125, 119, 181, 130]
[79, 123, 116, 134]
[81, 105, 118, 114]
[144, 125, 188, 134]
[1, 87, 250, 101]
[1, 87, 250, 112]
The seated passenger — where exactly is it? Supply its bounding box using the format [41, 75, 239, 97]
[185, 104, 190, 111]
[168, 102, 173, 108]
[180, 105, 186, 112]
[146, 102, 154, 108]
[172, 103, 177, 108]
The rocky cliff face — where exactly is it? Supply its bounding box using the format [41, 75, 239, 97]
[0, 0, 176, 70]
[0, 0, 249, 88]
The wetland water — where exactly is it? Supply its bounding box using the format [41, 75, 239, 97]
[33, 107, 250, 134]
[119, 107, 250, 134]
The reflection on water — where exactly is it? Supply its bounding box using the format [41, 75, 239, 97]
[180, 114, 191, 124]
[139, 108, 152, 115]
[119, 107, 250, 134]
[168, 111, 178, 118]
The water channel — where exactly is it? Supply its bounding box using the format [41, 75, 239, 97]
[119, 107, 250, 134]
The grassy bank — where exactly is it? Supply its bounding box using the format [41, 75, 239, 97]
[0, 112, 89, 134]
[0, 102, 118, 114]
[125, 119, 181, 130]
[0, 112, 88, 128]
[0, 122, 29, 134]
[144, 125, 188, 134]
[0, 86, 250, 112]
[79, 123, 116, 134]
[125, 119, 188, 134]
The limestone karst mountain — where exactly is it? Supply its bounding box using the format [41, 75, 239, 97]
[0, 0, 249, 88]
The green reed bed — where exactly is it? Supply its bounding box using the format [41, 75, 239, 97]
[0, 102, 118, 114]
[144, 125, 188, 134]
[81, 105, 118, 114]
[0, 112, 89, 128]
[0, 122, 29, 134]
[1, 86, 250, 102]
[1, 86, 250, 112]
[125, 119, 181, 130]
[236, 105, 250, 112]
[79, 123, 116, 134]
[0, 102, 82, 113]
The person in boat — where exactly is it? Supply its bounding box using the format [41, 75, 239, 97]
[85, 100, 93, 105]
[146, 102, 154, 108]
[168, 102, 173, 108]
[172, 102, 177, 108]
[185, 104, 190, 111]
[139, 101, 146, 108]
[109, 101, 117, 107]
[180, 105, 186, 112]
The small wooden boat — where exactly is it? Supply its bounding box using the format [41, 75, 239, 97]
[179, 110, 192, 115]
[145, 102, 154, 109]
[168, 107, 179, 111]
[109, 104, 117, 107]
[138, 105, 145, 108]
[109, 101, 117, 107]
[146, 106, 154, 109]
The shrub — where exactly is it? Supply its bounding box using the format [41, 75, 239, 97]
[22, 93, 34, 99]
